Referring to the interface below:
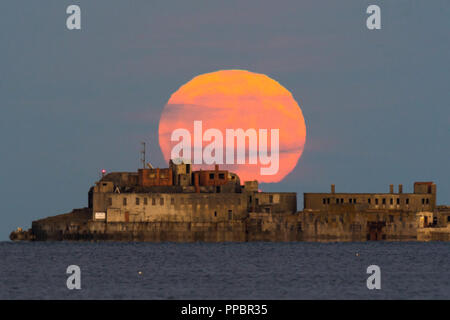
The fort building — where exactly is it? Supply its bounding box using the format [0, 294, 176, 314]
[10, 160, 450, 242]
[304, 182, 436, 213]
[89, 160, 296, 226]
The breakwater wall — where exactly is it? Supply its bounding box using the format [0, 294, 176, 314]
[11, 207, 446, 242]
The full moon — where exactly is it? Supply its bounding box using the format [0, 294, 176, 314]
[158, 69, 306, 183]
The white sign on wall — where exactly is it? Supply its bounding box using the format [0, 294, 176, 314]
[95, 212, 106, 220]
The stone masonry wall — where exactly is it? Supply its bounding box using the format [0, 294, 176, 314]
[28, 207, 426, 242]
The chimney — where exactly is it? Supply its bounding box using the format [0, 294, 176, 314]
[398, 184, 403, 194]
[331, 184, 335, 194]
[389, 184, 394, 194]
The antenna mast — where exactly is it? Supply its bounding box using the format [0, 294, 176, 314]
[140, 142, 146, 169]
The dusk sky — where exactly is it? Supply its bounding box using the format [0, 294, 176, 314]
[1, 1, 449, 240]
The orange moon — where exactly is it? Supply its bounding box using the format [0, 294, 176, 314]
[158, 69, 306, 183]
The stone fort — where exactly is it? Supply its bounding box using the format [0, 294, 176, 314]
[11, 160, 450, 241]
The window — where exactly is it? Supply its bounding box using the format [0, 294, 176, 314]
[422, 198, 425, 204]
[375, 199, 379, 205]
[144, 198, 148, 205]
[160, 198, 164, 205]
[108, 198, 112, 206]
[382, 198, 386, 205]
[426, 198, 429, 204]
[228, 210, 233, 220]
[269, 195, 273, 203]
[216, 186, 221, 193]
[406, 198, 409, 204]
[336, 199, 339, 204]
[123, 198, 127, 206]
[327, 198, 330, 204]
[323, 198, 326, 204]
[186, 164, 190, 173]
[396, 198, 400, 205]
[136, 198, 140, 205]
[209, 173, 215, 179]
[389, 215, 394, 223]
[368, 198, 371, 204]
[218, 173, 225, 179]
[152, 198, 156, 205]
[257, 220, 262, 231]
[349, 199, 352, 204]
[214, 211, 217, 217]
[341, 198, 344, 204]
[171, 198, 174, 205]
[354, 198, 357, 204]
[447, 216, 450, 222]
[390, 198, 393, 205]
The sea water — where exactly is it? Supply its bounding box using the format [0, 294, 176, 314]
[0, 241, 449, 299]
